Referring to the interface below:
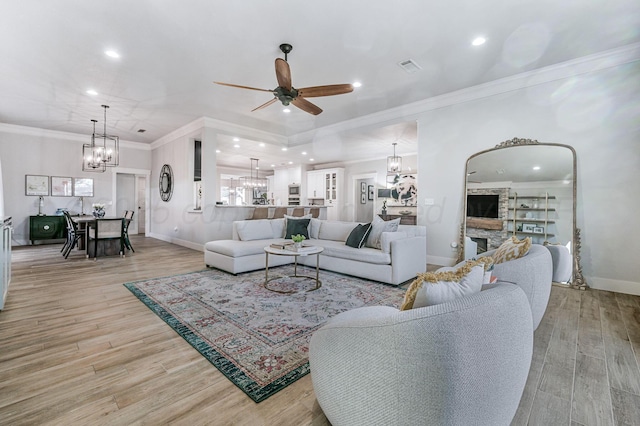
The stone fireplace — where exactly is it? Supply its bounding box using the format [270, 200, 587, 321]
[466, 187, 509, 251]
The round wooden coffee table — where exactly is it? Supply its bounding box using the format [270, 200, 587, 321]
[264, 245, 324, 293]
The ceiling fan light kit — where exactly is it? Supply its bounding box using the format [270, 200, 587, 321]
[215, 43, 354, 115]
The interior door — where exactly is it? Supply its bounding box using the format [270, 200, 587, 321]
[137, 176, 146, 234]
[116, 173, 137, 234]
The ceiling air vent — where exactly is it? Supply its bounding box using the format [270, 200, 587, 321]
[137, 129, 146, 133]
[397, 59, 422, 74]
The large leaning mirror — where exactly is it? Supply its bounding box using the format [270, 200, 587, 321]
[461, 137, 586, 289]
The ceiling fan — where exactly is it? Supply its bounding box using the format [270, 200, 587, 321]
[214, 43, 354, 116]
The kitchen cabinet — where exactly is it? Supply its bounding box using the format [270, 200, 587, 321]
[306, 170, 325, 200]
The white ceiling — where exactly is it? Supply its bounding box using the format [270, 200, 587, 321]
[1, 1, 638, 172]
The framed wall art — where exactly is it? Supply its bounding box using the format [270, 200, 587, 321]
[360, 181, 367, 193]
[51, 176, 73, 196]
[386, 173, 418, 206]
[368, 185, 374, 200]
[25, 175, 49, 196]
[360, 193, 366, 204]
[74, 178, 94, 197]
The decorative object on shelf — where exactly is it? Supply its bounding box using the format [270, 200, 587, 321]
[387, 142, 402, 173]
[82, 105, 119, 172]
[381, 200, 387, 215]
[398, 210, 412, 216]
[159, 164, 173, 202]
[242, 158, 268, 189]
[92, 203, 106, 218]
[367, 185, 374, 201]
[25, 175, 49, 196]
[533, 226, 544, 234]
[522, 223, 536, 233]
[50, 176, 73, 196]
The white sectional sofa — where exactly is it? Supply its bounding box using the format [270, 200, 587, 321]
[204, 218, 427, 286]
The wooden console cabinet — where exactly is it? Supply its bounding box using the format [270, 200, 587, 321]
[29, 215, 66, 244]
[378, 214, 417, 225]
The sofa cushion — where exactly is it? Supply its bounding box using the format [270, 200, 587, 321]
[205, 238, 286, 257]
[318, 221, 360, 242]
[401, 258, 494, 310]
[285, 218, 310, 239]
[366, 216, 400, 249]
[494, 236, 531, 264]
[345, 223, 372, 248]
[312, 240, 391, 264]
[309, 218, 322, 239]
[235, 219, 274, 241]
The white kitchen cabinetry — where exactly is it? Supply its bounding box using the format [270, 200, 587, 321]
[323, 168, 343, 221]
[306, 170, 325, 200]
[273, 166, 301, 205]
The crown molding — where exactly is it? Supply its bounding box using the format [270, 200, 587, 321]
[150, 116, 287, 150]
[288, 42, 640, 145]
[0, 122, 150, 150]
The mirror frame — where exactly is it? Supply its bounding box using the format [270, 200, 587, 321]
[460, 137, 586, 290]
[159, 164, 174, 202]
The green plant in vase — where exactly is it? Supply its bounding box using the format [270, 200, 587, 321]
[291, 234, 306, 248]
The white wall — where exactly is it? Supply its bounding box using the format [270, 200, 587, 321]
[418, 61, 640, 293]
[0, 125, 150, 245]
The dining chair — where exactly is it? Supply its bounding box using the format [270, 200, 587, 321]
[122, 211, 135, 252]
[62, 211, 86, 259]
[291, 208, 305, 217]
[309, 207, 320, 218]
[272, 207, 288, 219]
[87, 218, 125, 260]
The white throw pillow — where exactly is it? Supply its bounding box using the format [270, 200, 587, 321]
[366, 216, 400, 249]
[309, 218, 322, 239]
[318, 221, 360, 242]
[401, 257, 494, 310]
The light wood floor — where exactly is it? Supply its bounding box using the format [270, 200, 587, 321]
[0, 237, 638, 425]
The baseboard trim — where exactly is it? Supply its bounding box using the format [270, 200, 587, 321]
[148, 233, 204, 252]
[587, 276, 640, 296]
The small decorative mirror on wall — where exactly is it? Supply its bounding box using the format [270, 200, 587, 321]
[461, 137, 586, 290]
[159, 164, 173, 202]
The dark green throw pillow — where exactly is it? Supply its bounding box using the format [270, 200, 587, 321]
[285, 218, 310, 239]
[345, 223, 372, 248]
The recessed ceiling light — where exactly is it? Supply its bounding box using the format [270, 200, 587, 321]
[233, 137, 239, 142]
[288, 161, 293, 165]
[310, 158, 315, 162]
[301, 151, 307, 155]
[353, 82, 362, 88]
[533, 166, 541, 170]
[283, 108, 291, 113]
[281, 147, 288, 151]
[233, 144, 240, 148]
[215, 149, 221, 153]
[259, 142, 265, 147]
[86, 89, 98, 96]
[472, 37, 486, 46]
[104, 50, 120, 58]
[270, 164, 275, 167]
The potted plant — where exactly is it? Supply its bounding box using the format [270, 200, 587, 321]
[291, 234, 306, 249]
[92, 203, 106, 218]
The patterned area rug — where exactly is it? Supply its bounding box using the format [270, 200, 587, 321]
[124, 265, 405, 402]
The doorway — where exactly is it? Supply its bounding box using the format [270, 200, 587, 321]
[113, 168, 150, 237]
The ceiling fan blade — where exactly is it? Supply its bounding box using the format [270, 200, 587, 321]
[214, 82, 273, 93]
[251, 98, 277, 112]
[291, 97, 322, 115]
[298, 84, 354, 98]
[275, 58, 292, 91]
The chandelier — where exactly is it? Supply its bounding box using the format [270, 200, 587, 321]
[242, 158, 268, 188]
[387, 142, 402, 174]
[82, 105, 119, 172]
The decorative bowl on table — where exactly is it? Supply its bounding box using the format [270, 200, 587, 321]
[398, 210, 413, 215]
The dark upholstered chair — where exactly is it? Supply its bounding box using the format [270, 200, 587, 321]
[122, 210, 135, 252]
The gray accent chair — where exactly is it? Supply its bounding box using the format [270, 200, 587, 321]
[309, 283, 533, 425]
